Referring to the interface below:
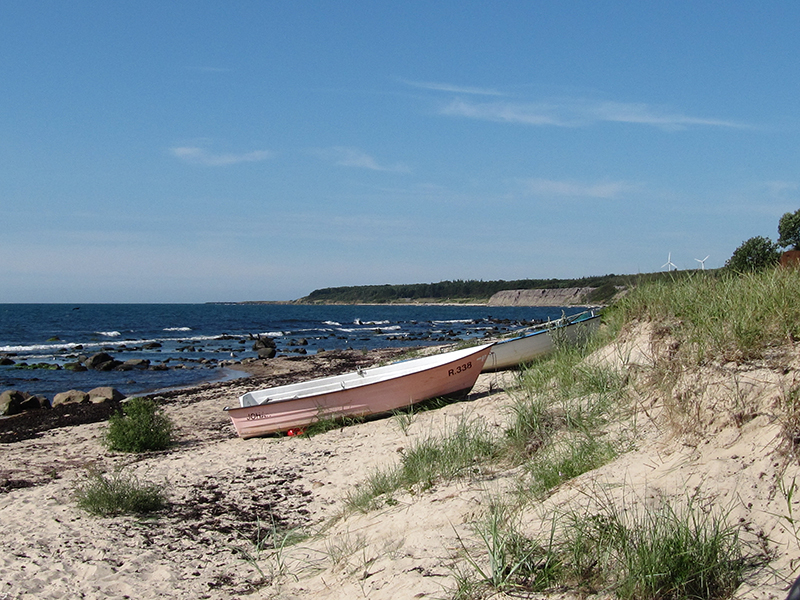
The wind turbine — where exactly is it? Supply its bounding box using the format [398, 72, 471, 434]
[662, 252, 678, 272]
[695, 255, 709, 270]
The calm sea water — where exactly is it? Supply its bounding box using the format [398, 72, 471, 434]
[0, 303, 586, 399]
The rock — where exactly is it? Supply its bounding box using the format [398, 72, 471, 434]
[84, 352, 116, 370]
[252, 336, 277, 352]
[0, 356, 15, 366]
[0, 390, 24, 416]
[64, 362, 88, 371]
[19, 394, 50, 411]
[257, 347, 277, 359]
[52, 390, 90, 407]
[88, 387, 125, 404]
[97, 359, 122, 371]
[117, 359, 150, 371]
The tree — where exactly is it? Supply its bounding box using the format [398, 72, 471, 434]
[778, 209, 800, 250]
[725, 236, 780, 273]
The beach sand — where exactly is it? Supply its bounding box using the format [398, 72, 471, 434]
[1, 333, 799, 599]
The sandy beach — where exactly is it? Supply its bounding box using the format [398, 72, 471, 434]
[2, 328, 800, 599]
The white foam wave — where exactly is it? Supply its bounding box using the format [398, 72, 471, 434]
[164, 327, 192, 332]
[96, 331, 121, 337]
[0, 342, 85, 353]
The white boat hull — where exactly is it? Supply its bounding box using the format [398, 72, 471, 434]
[483, 313, 600, 372]
[226, 343, 493, 438]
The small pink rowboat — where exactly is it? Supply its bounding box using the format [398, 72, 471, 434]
[225, 343, 494, 438]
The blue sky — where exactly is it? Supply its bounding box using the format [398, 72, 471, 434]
[2, 2, 798, 302]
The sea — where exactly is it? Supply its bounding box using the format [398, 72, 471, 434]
[0, 303, 588, 399]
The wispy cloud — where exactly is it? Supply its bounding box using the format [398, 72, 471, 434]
[590, 101, 744, 129]
[400, 79, 505, 97]
[442, 98, 746, 130]
[443, 99, 569, 126]
[170, 146, 273, 166]
[764, 180, 799, 195]
[313, 146, 410, 172]
[522, 178, 638, 199]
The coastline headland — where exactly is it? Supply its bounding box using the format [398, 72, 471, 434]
[239, 287, 603, 307]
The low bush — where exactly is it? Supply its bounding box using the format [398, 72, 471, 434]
[105, 396, 174, 452]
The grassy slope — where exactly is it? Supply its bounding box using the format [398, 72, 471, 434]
[331, 267, 800, 599]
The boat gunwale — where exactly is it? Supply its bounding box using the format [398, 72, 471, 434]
[494, 312, 599, 344]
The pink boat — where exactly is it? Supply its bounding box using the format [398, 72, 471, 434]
[225, 343, 494, 438]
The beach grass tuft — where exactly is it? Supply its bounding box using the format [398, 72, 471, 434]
[73, 467, 167, 517]
[345, 416, 499, 512]
[452, 492, 761, 599]
[454, 498, 562, 595]
[561, 493, 759, 599]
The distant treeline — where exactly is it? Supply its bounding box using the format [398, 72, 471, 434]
[299, 273, 697, 304]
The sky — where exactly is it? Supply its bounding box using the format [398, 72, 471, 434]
[2, 2, 799, 302]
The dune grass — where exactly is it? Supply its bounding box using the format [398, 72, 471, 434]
[345, 330, 628, 513]
[453, 491, 760, 600]
[561, 494, 756, 600]
[345, 416, 500, 512]
[604, 267, 800, 363]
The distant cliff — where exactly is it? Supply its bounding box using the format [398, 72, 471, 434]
[488, 287, 596, 306]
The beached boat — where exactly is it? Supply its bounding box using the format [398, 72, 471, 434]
[226, 343, 494, 438]
[482, 311, 600, 372]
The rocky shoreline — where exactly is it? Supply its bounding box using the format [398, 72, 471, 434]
[0, 346, 413, 445]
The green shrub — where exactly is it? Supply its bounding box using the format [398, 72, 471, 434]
[105, 396, 174, 452]
[73, 468, 167, 517]
[778, 208, 800, 250]
[725, 236, 779, 273]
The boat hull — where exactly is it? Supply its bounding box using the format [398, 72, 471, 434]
[483, 313, 600, 372]
[227, 343, 493, 438]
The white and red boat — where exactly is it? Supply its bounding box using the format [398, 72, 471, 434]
[226, 343, 494, 438]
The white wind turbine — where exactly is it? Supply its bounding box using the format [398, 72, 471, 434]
[662, 252, 678, 272]
[695, 255, 709, 270]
